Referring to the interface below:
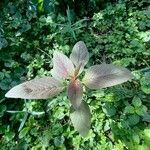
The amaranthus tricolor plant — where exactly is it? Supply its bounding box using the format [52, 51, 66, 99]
[5, 41, 133, 136]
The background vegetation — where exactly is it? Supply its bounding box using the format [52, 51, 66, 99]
[0, 0, 150, 149]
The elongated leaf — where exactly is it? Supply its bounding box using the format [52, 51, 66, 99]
[70, 101, 91, 137]
[83, 63, 133, 89]
[18, 112, 28, 132]
[70, 41, 89, 73]
[5, 77, 64, 99]
[19, 127, 30, 139]
[53, 51, 75, 79]
[67, 79, 83, 109]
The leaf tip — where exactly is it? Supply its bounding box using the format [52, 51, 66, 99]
[5, 91, 10, 98]
[5, 88, 15, 98]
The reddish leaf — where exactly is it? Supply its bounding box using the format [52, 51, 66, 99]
[83, 63, 133, 89]
[51, 69, 62, 81]
[67, 79, 83, 109]
[70, 41, 89, 74]
[53, 51, 75, 79]
[70, 101, 91, 137]
[5, 77, 64, 99]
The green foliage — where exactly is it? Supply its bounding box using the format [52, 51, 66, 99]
[0, 0, 150, 149]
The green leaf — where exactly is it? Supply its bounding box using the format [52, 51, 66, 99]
[144, 129, 150, 138]
[127, 114, 140, 126]
[104, 120, 110, 132]
[132, 134, 140, 144]
[142, 113, 150, 122]
[4, 132, 15, 142]
[52, 123, 63, 135]
[102, 102, 116, 116]
[0, 72, 4, 80]
[132, 96, 142, 107]
[136, 105, 147, 116]
[140, 76, 150, 94]
[18, 112, 28, 132]
[124, 106, 135, 114]
[92, 89, 105, 98]
[141, 85, 150, 94]
[19, 127, 30, 139]
[54, 136, 65, 147]
[30, 111, 45, 116]
[70, 101, 91, 137]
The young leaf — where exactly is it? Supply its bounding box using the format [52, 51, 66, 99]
[5, 77, 64, 99]
[53, 51, 75, 79]
[70, 41, 89, 73]
[83, 63, 133, 89]
[67, 79, 83, 109]
[70, 101, 91, 137]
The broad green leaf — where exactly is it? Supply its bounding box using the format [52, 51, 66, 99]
[124, 106, 135, 114]
[83, 63, 133, 89]
[102, 102, 116, 116]
[136, 105, 147, 116]
[52, 51, 75, 79]
[127, 114, 140, 126]
[70, 41, 89, 74]
[5, 77, 64, 99]
[132, 96, 142, 107]
[70, 101, 91, 137]
[67, 79, 83, 109]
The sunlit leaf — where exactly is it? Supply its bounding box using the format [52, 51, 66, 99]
[70, 101, 91, 137]
[70, 41, 89, 74]
[53, 51, 75, 79]
[67, 79, 83, 109]
[19, 127, 30, 139]
[83, 63, 133, 89]
[5, 77, 64, 99]
[132, 96, 142, 107]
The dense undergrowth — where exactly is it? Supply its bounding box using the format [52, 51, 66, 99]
[0, 0, 150, 149]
